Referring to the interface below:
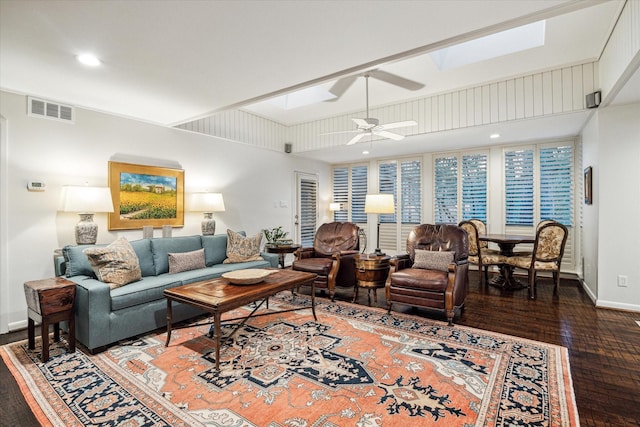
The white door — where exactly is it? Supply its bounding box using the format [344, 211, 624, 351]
[294, 172, 318, 247]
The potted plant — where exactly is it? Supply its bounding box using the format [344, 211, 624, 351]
[263, 226, 291, 246]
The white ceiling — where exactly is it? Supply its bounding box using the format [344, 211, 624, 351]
[1, 0, 638, 164]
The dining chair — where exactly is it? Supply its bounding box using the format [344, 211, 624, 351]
[506, 222, 568, 299]
[458, 220, 506, 285]
[512, 219, 558, 257]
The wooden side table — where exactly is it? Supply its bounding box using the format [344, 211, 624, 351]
[24, 277, 76, 362]
[353, 254, 391, 306]
[264, 244, 301, 268]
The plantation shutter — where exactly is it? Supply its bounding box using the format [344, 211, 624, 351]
[351, 165, 368, 224]
[378, 163, 397, 224]
[461, 154, 488, 222]
[434, 156, 458, 224]
[299, 177, 317, 247]
[540, 146, 573, 226]
[505, 149, 534, 226]
[401, 160, 422, 225]
[332, 167, 349, 222]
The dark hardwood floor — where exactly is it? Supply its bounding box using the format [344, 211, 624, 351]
[1, 271, 639, 426]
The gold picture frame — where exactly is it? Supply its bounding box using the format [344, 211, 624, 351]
[108, 161, 184, 230]
[584, 166, 593, 205]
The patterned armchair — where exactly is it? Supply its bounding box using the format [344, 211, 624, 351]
[506, 222, 568, 299]
[458, 220, 506, 285]
[292, 222, 360, 300]
[387, 224, 469, 325]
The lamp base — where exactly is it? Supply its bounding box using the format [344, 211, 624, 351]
[370, 248, 385, 257]
[201, 213, 216, 236]
[75, 213, 98, 245]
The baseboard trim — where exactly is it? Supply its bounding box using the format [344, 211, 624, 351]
[581, 280, 597, 304]
[8, 319, 27, 332]
[595, 299, 640, 313]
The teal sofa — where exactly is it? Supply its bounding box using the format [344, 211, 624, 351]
[54, 233, 278, 353]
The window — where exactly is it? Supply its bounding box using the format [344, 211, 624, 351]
[539, 146, 573, 226]
[378, 159, 422, 252]
[434, 152, 488, 224]
[504, 149, 534, 226]
[504, 145, 573, 227]
[331, 164, 368, 223]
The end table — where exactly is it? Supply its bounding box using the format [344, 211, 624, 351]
[24, 277, 76, 362]
[265, 244, 301, 268]
[353, 253, 391, 306]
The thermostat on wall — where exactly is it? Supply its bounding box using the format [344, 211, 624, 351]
[27, 180, 46, 191]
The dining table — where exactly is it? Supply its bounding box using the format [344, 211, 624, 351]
[478, 234, 535, 290]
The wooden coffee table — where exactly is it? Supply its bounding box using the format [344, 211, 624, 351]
[164, 269, 316, 369]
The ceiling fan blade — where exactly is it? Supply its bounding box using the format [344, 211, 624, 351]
[369, 69, 424, 91]
[320, 130, 361, 135]
[374, 130, 405, 141]
[378, 120, 417, 130]
[352, 118, 370, 127]
[346, 132, 366, 145]
[327, 75, 358, 100]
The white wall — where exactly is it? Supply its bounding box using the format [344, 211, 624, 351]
[595, 102, 640, 311]
[0, 91, 330, 333]
[580, 112, 599, 302]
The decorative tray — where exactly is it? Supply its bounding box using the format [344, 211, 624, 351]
[221, 269, 276, 285]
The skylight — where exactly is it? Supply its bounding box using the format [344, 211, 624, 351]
[430, 20, 546, 71]
[267, 85, 337, 110]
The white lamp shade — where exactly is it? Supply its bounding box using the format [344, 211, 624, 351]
[61, 186, 114, 213]
[329, 202, 341, 211]
[189, 192, 226, 213]
[364, 194, 395, 214]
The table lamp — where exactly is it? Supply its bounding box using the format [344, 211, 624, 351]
[190, 192, 225, 235]
[61, 186, 114, 245]
[364, 193, 395, 256]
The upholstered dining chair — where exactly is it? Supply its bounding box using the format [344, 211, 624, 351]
[512, 219, 558, 258]
[292, 221, 360, 300]
[506, 221, 568, 299]
[458, 220, 506, 285]
[387, 224, 469, 325]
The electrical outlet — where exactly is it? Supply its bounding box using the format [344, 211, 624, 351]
[617, 275, 628, 287]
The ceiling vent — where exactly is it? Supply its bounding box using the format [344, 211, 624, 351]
[28, 97, 74, 123]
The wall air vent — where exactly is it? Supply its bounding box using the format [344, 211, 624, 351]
[28, 97, 75, 123]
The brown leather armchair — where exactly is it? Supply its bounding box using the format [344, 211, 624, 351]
[292, 222, 360, 300]
[387, 224, 469, 325]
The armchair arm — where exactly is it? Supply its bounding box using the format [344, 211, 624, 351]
[294, 247, 316, 260]
[394, 253, 412, 271]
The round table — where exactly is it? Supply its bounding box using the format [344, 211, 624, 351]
[353, 254, 391, 306]
[264, 244, 301, 268]
[478, 234, 535, 290]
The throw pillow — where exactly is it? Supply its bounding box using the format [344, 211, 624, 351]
[223, 229, 264, 264]
[168, 248, 206, 274]
[84, 237, 142, 289]
[413, 249, 454, 272]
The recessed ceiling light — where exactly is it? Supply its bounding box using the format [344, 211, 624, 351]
[362, 150, 370, 155]
[77, 54, 102, 67]
[490, 133, 501, 139]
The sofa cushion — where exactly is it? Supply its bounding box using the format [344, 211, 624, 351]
[413, 249, 454, 272]
[223, 229, 263, 264]
[201, 234, 234, 266]
[150, 235, 203, 275]
[168, 248, 206, 274]
[129, 238, 156, 277]
[110, 275, 183, 311]
[63, 244, 104, 278]
[83, 238, 142, 289]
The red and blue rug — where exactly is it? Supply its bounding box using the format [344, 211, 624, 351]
[1, 293, 579, 426]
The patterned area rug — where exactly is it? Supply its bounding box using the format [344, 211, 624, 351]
[1, 293, 580, 426]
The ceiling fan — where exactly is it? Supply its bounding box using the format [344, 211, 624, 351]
[322, 74, 419, 145]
